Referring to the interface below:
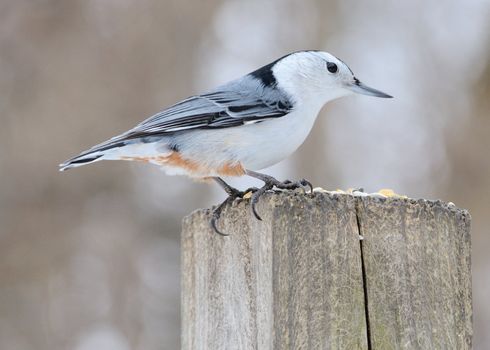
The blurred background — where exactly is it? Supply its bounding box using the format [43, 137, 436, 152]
[0, 0, 489, 349]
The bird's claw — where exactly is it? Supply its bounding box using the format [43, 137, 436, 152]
[250, 183, 274, 221]
[210, 178, 313, 235]
[274, 178, 313, 194]
[210, 187, 259, 236]
[249, 177, 314, 221]
[210, 196, 235, 236]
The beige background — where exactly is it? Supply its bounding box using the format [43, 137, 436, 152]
[1, 0, 489, 349]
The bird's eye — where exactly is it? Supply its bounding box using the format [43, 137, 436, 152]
[326, 62, 338, 74]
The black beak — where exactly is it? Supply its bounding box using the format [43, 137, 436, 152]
[348, 78, 393, 98]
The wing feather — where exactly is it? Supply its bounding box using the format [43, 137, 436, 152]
[76, 75, 293, 155]
[123, 75, 293, 138]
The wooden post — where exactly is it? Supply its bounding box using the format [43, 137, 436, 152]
[181, 191, 472, 350]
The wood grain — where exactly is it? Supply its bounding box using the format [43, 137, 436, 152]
[357, 197, 472, 349]
[182, 192, 367, 350]
[181, 191, 472, 350]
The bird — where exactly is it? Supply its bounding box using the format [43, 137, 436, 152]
[60, 50, 392, 235]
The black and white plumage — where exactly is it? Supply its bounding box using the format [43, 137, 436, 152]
[60, 50, 391, 178]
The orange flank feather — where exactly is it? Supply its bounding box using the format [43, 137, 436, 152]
[121, 152, 245, 177]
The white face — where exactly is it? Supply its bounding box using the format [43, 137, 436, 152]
[272, 51, 391, 106]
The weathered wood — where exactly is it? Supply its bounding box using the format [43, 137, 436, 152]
[356, 197, 472, 349]
[182, 192, 367, 350]
[181, 191, 472, 350]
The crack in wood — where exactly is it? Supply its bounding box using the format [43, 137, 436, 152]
[355, 198, 372, 350]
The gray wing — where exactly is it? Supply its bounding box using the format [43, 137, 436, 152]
[60, 68, 294, 169]
[66, 74, 294, 161]
[117, 75, 293, 140]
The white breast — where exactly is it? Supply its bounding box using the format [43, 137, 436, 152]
[238, 105, 321, 169]
[172, 102, 322, 172]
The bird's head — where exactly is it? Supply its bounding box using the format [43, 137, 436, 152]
[271, 50, 392, 107]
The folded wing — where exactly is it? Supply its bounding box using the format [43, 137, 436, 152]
[60, 75, 293, 169]
[126, 76, 293, 137]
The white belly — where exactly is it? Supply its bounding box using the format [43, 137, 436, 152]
[173, 104, 321, 172]
[237, 109, 319, 169]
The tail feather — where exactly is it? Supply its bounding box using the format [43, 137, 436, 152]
[59, 137, 166, 171]
[59, 153, 104, 171]
[59, 134, 133, 172]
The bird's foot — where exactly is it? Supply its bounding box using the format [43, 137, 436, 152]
[210, 172, 313, 234]
[250, 176, 313, 221]
[210, 186, 258, 236]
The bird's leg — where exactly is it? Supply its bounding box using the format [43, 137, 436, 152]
[210, 177, 242, 236]
[213, 177, 242, 197]
[245, 170, 313, 220]
[210, 177, 259, 236]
